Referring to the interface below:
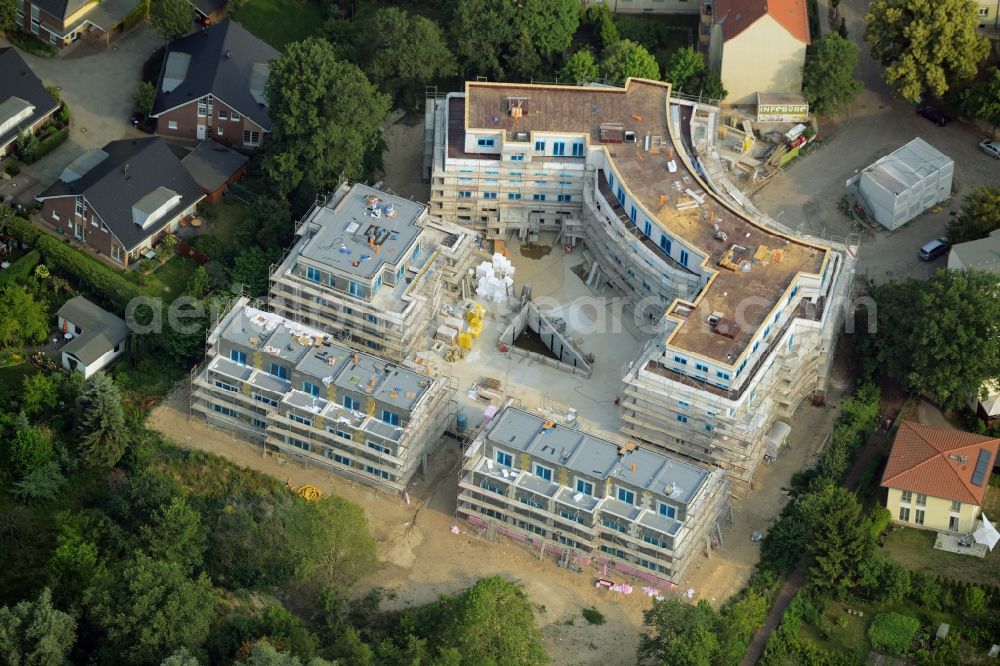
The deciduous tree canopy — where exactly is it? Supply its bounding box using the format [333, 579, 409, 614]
[600, 39, 659, 84]
[864, 0, 989, 103]
[947, 186, 1000, 244]
[802, 34, 863, 115]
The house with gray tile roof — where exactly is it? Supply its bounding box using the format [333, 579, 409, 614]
[0, 48, 59, 158]
[151, 20, 279, 148]
[56, 296, 130, 378]
[36, 138, 204, 266]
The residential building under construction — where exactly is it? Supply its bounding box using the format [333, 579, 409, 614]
[457, 405, 730, 587]
[268, 182, 478, 362]
[190, 298, 453, 493]
[427, 79, 856, 493]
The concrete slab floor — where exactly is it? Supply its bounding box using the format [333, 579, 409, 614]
[442, 233, 653, 440]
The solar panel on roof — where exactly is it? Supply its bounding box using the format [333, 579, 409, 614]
[971, 448, 991, 487]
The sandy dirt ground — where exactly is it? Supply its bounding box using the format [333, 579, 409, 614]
[381, 116, 430, 204]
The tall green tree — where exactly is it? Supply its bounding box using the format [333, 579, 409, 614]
[285, 496, 377, 588]
[21, 372, 58, 420]
[451, 0, 517, 79]
[860, 269, 1000, 407]
[961, 67, 1000, 132]
[0, 588, 77, 665]
[560, 49, 600, 84]
[581, 4, 619, 51]
[599, 39, 659, 84]
[150, 0, 191, 41]
[139, 496, 207, 573]
[519, 0, 580, 60]
[264, 38, 390, 201]
[161, 647, 201, 666]
[802, 33, 863, 115]
[85, 554, 214, 664]
[361, 9, 456, 91]
[237, 640, 333, 666]
[663, 47, 704, 93]
[435, 577, 548, 666]
[505, 27, 542, 81]
[9, 425, 53, 476]
[229, 247, 273, 298]
[947, 186, 1000, 243]
[0, 0, 18, 32]
[801, 485, 872, 590]
[639, 599, 721, 666]
[0, 286, 49, 349]
[133, 81, 156, 119]
[76, 373, 128, 468]
[864, 0, 988, 103]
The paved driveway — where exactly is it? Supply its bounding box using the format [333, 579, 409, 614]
[0, 25, 164, 189]
[750, 0, 999, 285]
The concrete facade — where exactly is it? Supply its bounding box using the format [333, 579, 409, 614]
[855, 138, 954, 231]
[190, 299, 454, 494]
[457, 405, 730, 587]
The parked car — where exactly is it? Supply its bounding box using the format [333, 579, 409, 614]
[916, 106, 950, 126]
[919, 237, 950, 261]
[979, 139, 1000, 158]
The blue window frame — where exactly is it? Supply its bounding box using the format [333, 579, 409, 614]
[343, 395, 358, 411]
[458, 191, 472, 199]
[213, 404, 236, 417]
[601, 517, 627, 533]
[677, 414, 688, 423]
[659, 503, 677, 519]
[571, 141, 584, 157]
[481, 480, 504, 494]
[695, 363, 709, 372]
[576, 479, 594, 495]
[643, 533, 669, 548]
[608, 172, 614, 187]
[396, 265, 404, 282]
[508, 193, 522, 200]
[673, 355, 687, 365]
[519, 495, 543, 509]
[476, 137, 495, 148]
[495, 450, 512, 467]
[534, 464, 553, 481]
[559, 510, 582, 523]
[482, 192, 498, 199]
[510, 153, 525, 162]
[306, 266, 321, 282]
[629, 205, 637, 222]
[373, 275, 382, 291]
[680, 249, 689, 266]
[367, 440, 391, 454]
[557, 194, 572, 202]
[214, 380, 237, 392]
[553, 141, 566, 156]
[643, 220, 652, 236]
[617, 487, 635, 504]
[678, 400, 690, 408]
[616, 187, 624, 205]
[705, 423, 714, 432]
[325, 450, 351, 465]
[348, 281, 363, 297]
[381, 410, 400, 426]
[230, 349, 247, 365]
[287, 437, 309, 451]
[288, 412, 312, 426]
[269, 363, 287, 380]
[534, 140, 545, 151]
[532, 193, 546, 201]
[660, 234, 672, 254]
[412, 244, 420, 260]
[716, 370, 731, 380]
[366, 465, 391, 480]
[303, 382, 319, 396]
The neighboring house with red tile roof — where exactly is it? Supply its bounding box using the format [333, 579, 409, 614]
[881, 421, 999, 534]
[702, 0, 810, 104]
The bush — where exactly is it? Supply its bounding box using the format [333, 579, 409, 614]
[15, 131, 39, 163]
[868, 612, 920, 655]
[4, 161, 20, 176]
[3, 214, 144, 312]
[0, 250, 41, 287]
[34, 127, 69, 162]
[7, 30, 57, 58]
[582, 607, 605, 625]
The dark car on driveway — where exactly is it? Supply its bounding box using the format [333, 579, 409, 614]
[916, 106, 950, 126]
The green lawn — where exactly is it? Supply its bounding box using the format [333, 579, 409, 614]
[882, 516, 1000, 587]
[799, 599, 871, 658]
[232, 0, 325, 50]
[141, 256, 197, 298]
[203, 199, 249, 245]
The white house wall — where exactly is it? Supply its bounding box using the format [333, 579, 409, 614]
[718, 16, 807, 105]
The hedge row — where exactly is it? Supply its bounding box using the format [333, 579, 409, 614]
[33, 127, 70, 163]
[0, 250, 41, 287]
[4, 214, 142, 312]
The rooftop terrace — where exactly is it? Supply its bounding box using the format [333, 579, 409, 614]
[215, 305, 433, 412]
[455, 80, 830, 366]
[297, 183, 426, 280]
[485, 407, 709, 505]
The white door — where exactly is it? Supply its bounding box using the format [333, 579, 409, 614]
[197, 124, 206, 140]
[74, 223, 84, 240]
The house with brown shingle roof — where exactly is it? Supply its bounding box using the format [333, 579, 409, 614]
[881, 421, 999, 534]
[703, 0, 810, 104]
